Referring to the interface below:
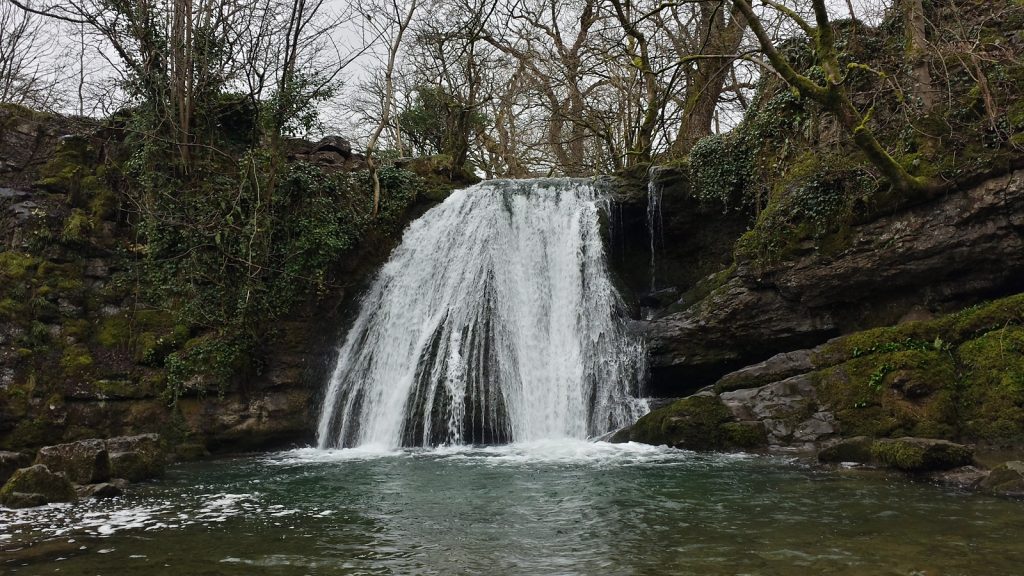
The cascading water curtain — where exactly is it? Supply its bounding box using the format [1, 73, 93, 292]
[316, 179, 649, 449]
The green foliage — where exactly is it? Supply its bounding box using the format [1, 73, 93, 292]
[262, 72, 336, 137]
[688, 90, 807, 212]
[164, 333, 251, 402]
[688, 134, 751, 210]
[734, 153, 872, 264]
[399, 85, 486, 165]
[131, 148, 422, 398]
[61, 209, 91, 244]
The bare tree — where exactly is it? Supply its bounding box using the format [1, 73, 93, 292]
[364, 0, 419, 216]
[0, 2, 64, 109]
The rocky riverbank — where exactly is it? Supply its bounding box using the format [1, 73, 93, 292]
[608, 167, 1024, 492]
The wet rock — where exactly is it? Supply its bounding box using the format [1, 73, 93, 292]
[105, 434, 165, 481]
[0, 451, 31, 484]
[818, 436, 875, 464]
[35, 439, 111, 484]
[718, 374, 835, 445]
[76, 482, 123, 499]
[720, 374, 817, 421]
[0, 464, 77, 508]
[10, 200, 40, 221]
[714, 349, 815, 393]
[2, 491, 49, 508]
[639, 286, 681, 310]
[791, 411, 837, 442]
[177, 389, 313, 451]
[929, 466, 989, 490]
[870, 437, 974, 472]
[0, 187, 29, 200]
[979, 461, 1024, 496]
[646, 276, 836, 391]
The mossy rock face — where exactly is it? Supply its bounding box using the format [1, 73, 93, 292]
[0, 464, 77, 508]
[810, 294, 1024, 446]
[979, 461, 1024, 496]
[34, 439, 111, 484]
[722, 421, 769, 449]
[870, 437, 974, 472]
[956, 327, 1024, 443]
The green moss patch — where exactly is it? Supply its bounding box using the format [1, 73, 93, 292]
[812, 293, 1024, 445]
[870, 437, 974, 472]
[614, 395, 766, 451]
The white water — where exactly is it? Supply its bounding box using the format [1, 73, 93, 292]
[646, 167, 664, 293]
[316, 178, 648, 449]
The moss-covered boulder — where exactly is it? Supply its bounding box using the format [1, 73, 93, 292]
[0, 464, 77, 508]
[612, 394, 751, 451]
[979, 461, 1024, 497]
[870, 437, 974, 472]
[34, 439, 110, 484]
[106, 433, 165, 481]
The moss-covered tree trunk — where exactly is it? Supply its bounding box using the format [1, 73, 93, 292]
[733, 0, 931, 197]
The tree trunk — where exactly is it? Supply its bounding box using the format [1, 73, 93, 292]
[902, 0, 935, 114]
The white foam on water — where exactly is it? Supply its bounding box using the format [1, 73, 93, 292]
[269, 439, 695, 468]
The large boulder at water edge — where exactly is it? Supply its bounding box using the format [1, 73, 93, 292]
[34, 439, 110, 484]
[869, 437, 974, 472]
[106, 433, 165, 481]
[979, 461, 1024, 497]
[611, 393, 767, 451]
[0, 464, 77, 508]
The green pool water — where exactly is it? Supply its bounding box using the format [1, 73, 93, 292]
[2, 441, 1022, 575]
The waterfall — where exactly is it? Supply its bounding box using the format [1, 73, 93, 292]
[316, 179, 649, 449]
[646, 168, 664, 293]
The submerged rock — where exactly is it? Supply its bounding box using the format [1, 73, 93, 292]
[929, 466, 989, 490]
[76, 481, 124, 499]
[0, 464, 77, 508]
[979, 461, 1024, 497]
[34, 439, 110, 484]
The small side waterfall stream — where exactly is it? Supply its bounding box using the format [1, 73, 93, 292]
[646, 169, 664, 293]
[316, 179, 649, 449]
